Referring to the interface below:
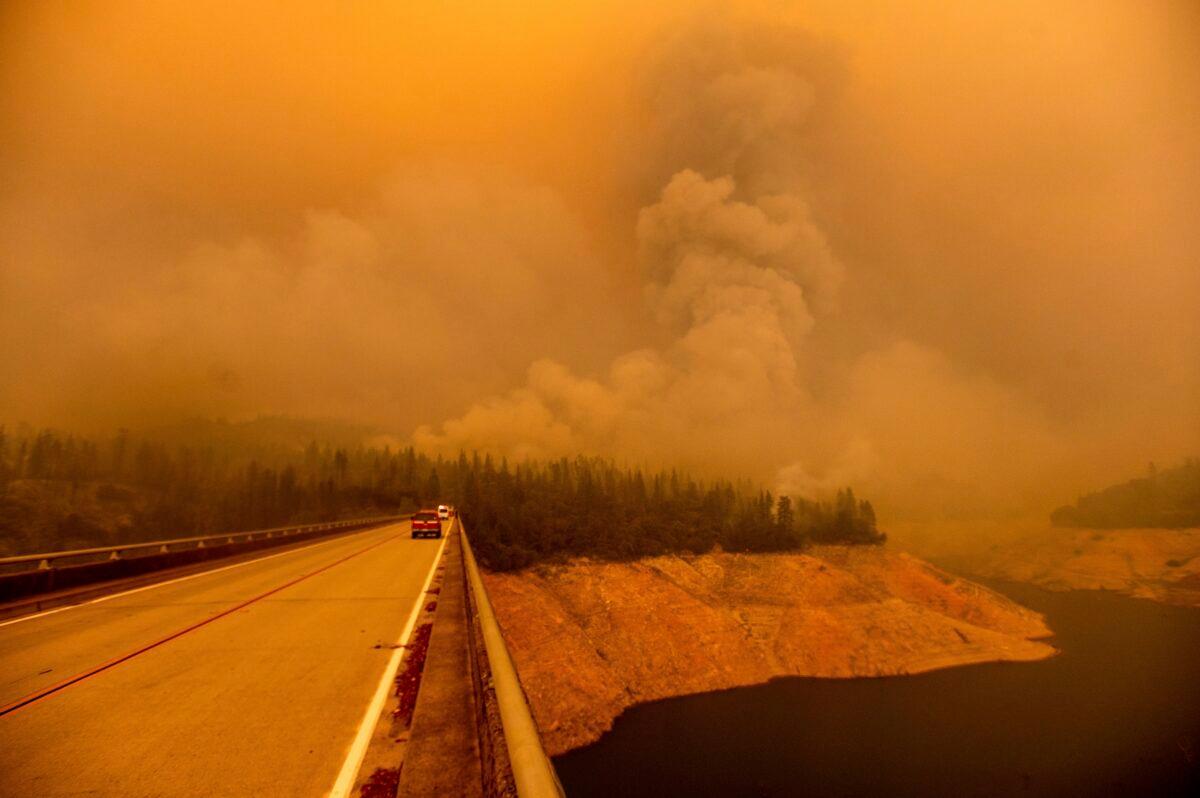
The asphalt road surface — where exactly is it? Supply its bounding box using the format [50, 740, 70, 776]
[0, 520, 444, 796]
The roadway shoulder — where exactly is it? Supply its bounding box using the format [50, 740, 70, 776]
[395, 528, 485, 797]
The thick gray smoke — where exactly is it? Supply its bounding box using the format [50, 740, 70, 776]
[409, 21, 918, 486]
[3, 2, 1197, 519]
[0, 166, 622, 431]
[414, 165, 843, 475]
[412, 23, 844, 480]
[415, 21, 846, 469]
[415, 12, 1197, 516]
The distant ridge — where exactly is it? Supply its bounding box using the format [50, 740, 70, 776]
[1051, 459, 1200, 529]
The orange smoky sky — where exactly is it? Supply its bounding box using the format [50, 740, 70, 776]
[2, 0, 1198, 518]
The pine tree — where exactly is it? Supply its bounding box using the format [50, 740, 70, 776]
[776, 495, 795, 546]
[425, 469, 441, 503]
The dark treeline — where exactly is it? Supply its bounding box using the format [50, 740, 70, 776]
[0, 423, 441, 555]
[458, 455, 883, 570]
[1050, 459, 1200, 529]
[0, 424, 884, 567]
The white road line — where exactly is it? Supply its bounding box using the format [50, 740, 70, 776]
[327, 532, 448, 798]
[0, 523, 404, 630]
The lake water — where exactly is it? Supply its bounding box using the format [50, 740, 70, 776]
[554, 582, 1200, 797]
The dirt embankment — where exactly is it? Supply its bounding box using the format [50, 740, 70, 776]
[482, 546, 1054, 756]
[888, 520, 1200, 608]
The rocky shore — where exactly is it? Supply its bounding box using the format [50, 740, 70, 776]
[483, 545, 1054, 755]
[889, 520, 1200, 608]
[976, 527, 1200, 607]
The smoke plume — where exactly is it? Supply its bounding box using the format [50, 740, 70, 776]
[2, 1, 1198, 518]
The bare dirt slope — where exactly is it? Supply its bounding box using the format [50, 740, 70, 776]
[889, 520, 1200, 608]
[483, 546, 1054, 755]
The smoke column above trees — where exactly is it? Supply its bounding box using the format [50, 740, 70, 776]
[2, 2, 1197, 519]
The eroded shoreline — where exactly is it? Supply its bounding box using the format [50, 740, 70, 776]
[484, 545, 1055, 755]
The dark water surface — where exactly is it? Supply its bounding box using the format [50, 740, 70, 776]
[554, 583, 1200, 797]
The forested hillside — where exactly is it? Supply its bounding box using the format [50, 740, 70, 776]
[0, 423, 883, 567]
[1050, 459, 1200, 529]
[459, 457, 882, 570]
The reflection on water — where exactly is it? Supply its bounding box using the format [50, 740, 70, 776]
[554, 583, 1200, 797]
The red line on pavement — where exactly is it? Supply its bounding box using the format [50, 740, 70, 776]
[0, 530, 402, 718]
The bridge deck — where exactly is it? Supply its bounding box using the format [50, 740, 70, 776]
[0, 521, 443, 796]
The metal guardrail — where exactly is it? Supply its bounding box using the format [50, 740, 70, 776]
[0, 514, 411, 572]
[460, 523, 565, 798]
